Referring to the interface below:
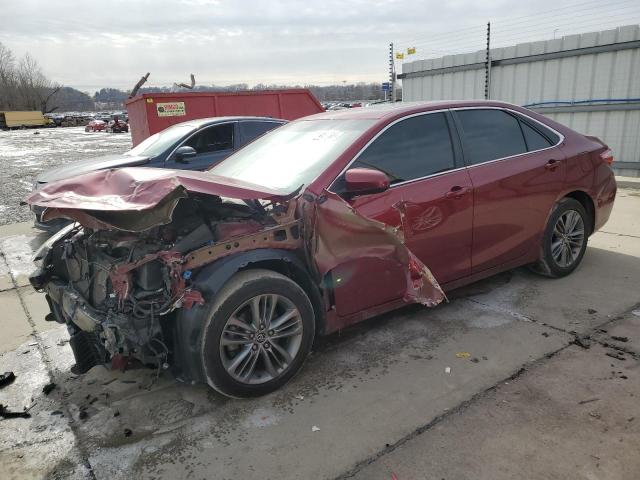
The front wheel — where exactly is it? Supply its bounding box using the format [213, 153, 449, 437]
[201, 269, 315, 398]
[532, 198, 589, 278]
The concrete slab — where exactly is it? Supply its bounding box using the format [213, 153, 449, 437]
[0, 222, 37, 240]
[0, 290, 33, 354]
[0, 435, 89, 480]
[600, 189, 640, 237]
[456, 234, 640, 335]
[64, 300, 569, 480]
[350, 328, 640, 480]
[0, 234, 45, 288]
[19, 286, 60, 335]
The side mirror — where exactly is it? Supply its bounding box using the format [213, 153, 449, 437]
[174, 145, 197, 163]
[344, 168, 390, 196]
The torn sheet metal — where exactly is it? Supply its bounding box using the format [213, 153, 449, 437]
[25, 167, 291, 231]
[304, 191, 446, 308]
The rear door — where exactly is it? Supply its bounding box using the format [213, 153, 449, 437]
[452, 108, 565, 273]
[331, 111, 474, 316]
[167, 122, 237, 170]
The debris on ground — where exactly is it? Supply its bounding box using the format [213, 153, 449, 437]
[571, 336, 591, 349]
[610, 335, 629, 342]
[605, 351, 626, 361]
[78, 409, 88, 420]
[311, 426, 320, 432]
[0, 371, 16, 388]
[541, 332, 549, 337]
[0, 403, 31, 419]
[124, 428, 133, 437]
[445, 367, 451, 374]
[471, 357, 480, 363]
[589, 411, 601, 419]
[631, 310, 640, 317]
[294, 394, 304, 400]
[587, 308, 597, 314]
[578, 398, 599, 405]
[42, 382, 57, 395]
[455, 352, 471, 359]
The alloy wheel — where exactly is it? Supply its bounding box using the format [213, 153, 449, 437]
[550, 209, 585, 268]
[219, 294, 304, 384]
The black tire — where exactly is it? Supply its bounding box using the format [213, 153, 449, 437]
[532, 197, 589, 278]
[200, 269, 315, 398]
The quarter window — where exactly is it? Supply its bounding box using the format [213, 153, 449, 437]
[456, 109, 527, 165]
[520, 120, 553, 151]
[350, 112, 455, 184]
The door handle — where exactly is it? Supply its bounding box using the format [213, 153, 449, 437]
[444, 186, 471, 199]
[545, 159, 560, 171]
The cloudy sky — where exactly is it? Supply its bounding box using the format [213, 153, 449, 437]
[1, 0, 638, 93]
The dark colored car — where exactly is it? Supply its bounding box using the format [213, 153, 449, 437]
[26, 100, 616, 398]
[31, 116, 286, 230]
[106, 118, 129, 133]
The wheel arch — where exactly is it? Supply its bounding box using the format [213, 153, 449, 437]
[562, 190, 595, 235]
[171, 249, 325, 384]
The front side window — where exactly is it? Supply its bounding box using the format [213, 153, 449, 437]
[183, 123, 234, 154]
[455, 109, 527, 165]
[350, 112, 455, 184]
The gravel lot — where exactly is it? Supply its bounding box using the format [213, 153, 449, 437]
[0, 127, 131, 225]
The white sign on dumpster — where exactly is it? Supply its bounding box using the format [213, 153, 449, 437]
[156, 102, 186, 117]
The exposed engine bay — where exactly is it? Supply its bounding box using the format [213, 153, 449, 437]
[30, 193, 300, 373]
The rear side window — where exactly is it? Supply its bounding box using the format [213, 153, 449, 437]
[456, 109, 527, 165]
[240, 121, 280, 146]
[350, 112, 455, 184]
[520, 121, 552, 151]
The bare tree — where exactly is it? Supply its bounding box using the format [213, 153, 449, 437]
[0, 43, 62, 112]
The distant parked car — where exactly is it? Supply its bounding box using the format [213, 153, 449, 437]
[85, 120, 107, 132]
[106, 118, 129, 133]
[31, 116, 286, 231]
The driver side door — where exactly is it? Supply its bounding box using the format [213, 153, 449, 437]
[167, 122, 237, 171]
[330, 111, 473, 316]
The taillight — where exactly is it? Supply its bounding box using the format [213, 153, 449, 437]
[600, 149, 614, 165]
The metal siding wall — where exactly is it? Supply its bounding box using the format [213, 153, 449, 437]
[401, 25, 640, 174]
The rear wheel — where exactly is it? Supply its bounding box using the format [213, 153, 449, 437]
[532, 198, 588, 278]
[201, 269, 315, 398]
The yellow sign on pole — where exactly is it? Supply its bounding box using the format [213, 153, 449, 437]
[396, 52, 404, 60]
[407, 47, 416, 55]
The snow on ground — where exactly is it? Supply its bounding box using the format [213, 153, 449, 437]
[0, 127, 131, 225]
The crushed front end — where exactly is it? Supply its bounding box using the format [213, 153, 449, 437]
[29, 191, 296, 374]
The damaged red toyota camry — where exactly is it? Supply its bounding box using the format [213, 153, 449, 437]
[26, 101, 616, 398]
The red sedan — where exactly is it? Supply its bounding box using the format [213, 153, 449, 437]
[27, 100, 616, 397]
[84, 119, 106, 132]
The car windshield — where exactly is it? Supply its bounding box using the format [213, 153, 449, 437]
[209, 119, 374, 191]
[125, 124, 196, 158]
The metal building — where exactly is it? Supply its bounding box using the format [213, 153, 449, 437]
[399, 25, 640, 176]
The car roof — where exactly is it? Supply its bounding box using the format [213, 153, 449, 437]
[176, 116, 287, 128]
[300, 100, 525, 121]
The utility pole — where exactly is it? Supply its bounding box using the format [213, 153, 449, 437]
[484, 22, 491, 100]
[389, 42, 396, 102]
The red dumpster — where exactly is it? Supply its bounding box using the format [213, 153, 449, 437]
[125, 88, 324, 146]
